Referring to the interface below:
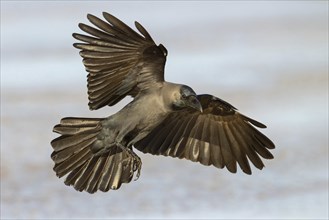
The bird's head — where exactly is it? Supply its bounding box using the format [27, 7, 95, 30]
[171, 85, 203, 112]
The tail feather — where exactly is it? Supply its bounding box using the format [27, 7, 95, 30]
[73, 156, 100, 191]
[60, 117, 101, 126]
[64, 161, 89, 188]
[53, 125, 97, 135]
[85, 156, 108, 192]
[51, 138, 95, 164]
[54, 149, 92, 178]
[51, 131, 100, 151]
[51, 117, 136, 193]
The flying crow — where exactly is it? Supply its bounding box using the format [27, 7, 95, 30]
[51, 12, 275, 193]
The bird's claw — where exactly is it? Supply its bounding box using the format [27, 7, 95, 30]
[117, 143, 142, 181]
[133, 157, 142, 181]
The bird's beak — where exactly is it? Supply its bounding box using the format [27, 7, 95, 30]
[186, 96, 203, 112]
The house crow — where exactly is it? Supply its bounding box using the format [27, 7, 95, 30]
[51, 12, 275, 193]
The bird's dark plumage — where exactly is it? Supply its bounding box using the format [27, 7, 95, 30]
[135, 95, 274, 175]
[73, 12, 166, 110]
[51, 12, 275, 193]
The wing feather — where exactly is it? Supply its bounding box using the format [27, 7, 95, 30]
[199, 117, 211, 165]
[231, 120, 265, 170]
[217, 121, 237, 173]
[158, 119, 183, 154]
[135, 21, 155, 42]
[208, 119, 225, 168]
[73, 12, 166, 110]
[102, 12, 147, 41]
[135, 94, 275, 174]
[168, 116, 192, 157]
[224, 123, 252, 174]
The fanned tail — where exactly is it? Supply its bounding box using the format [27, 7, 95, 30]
[51, 117, 135, 193]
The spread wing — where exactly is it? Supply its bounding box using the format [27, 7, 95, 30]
[73, 12, 166, 110]
[135, 94, 275, 175]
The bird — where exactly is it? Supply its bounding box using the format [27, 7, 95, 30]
[51, 12, 275, 193]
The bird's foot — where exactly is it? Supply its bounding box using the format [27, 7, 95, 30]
[132, 154, 142, 181]
[126, 148, 142, 181]
[117, 143, 142, 181]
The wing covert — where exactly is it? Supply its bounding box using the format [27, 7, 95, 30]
[73, 12, 167, 110]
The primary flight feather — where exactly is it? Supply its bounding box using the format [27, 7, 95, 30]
[51, 12, 275, 193]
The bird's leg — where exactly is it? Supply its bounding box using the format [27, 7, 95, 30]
[116, 143, 142, 181]
[91, 140, 142, 180]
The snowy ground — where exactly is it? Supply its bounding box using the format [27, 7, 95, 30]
[1, 1, 328, 219]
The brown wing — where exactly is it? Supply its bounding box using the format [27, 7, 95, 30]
[135, 94, 275, 175]
[73, 12, 166, 110]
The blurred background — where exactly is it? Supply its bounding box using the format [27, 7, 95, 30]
[1, 1, 328, 219]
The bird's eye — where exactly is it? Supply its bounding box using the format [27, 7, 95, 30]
[181, 93, 187, 99]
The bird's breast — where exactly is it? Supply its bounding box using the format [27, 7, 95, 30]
[102, 93, 170, 146]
